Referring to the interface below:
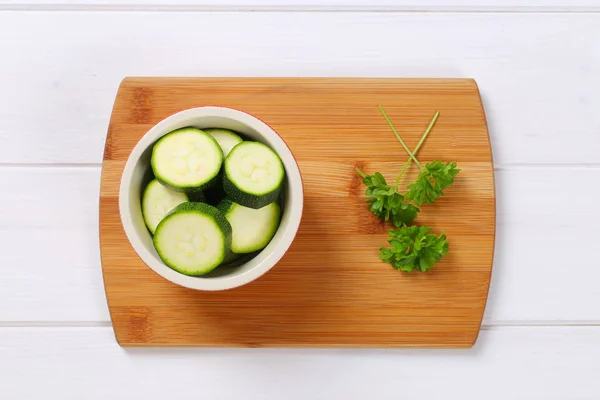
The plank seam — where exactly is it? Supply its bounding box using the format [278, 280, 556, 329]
[0, 321, 599, 328]
[1, 4, 600, 12]
[0, 321, 113, 328]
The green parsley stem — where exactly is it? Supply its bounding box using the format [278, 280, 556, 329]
[355, 167, 367, 179]
[394, 111, 440, 189]
[378, 105, 423, 170]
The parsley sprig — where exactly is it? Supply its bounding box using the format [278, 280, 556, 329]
[356, 106, 460, 272]
[379, 226, 448, 272]
[355, 170, 419, 227]
[378, 106, 460, 206]
[406, 160, 460, 206]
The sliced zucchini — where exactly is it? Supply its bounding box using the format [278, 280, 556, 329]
[142, 179, 189, 234]
[218, 199, 281, 254]
[153, 202, 232, 276]
[187, 190, 206, 203]
[151, 127, 223, 192]
[204, 128, 243, 157]
[223, 141, 285, 209]
[221, 251, 241, 265]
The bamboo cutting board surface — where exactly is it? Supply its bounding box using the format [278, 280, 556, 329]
[100, 77, 495, 348]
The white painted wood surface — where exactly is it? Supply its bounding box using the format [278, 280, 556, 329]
[1, 4, 599, 399]
[1, 12, 600, 165]
[1, 327, 599, 399]
[2, 1, 600, 11]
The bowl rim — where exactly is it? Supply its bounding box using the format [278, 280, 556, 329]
[118, 106, 304, 291]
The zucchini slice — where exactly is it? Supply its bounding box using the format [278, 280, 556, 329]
[204, 128, 243, 157]
[151, 127, 223, 192]
[218, 199, 281, 254]
[153, 202, 232, 276]
[223, 141, 285, 209]
[221, 251, 241, 265]
[187, 190, 206, 203]
[141, 179, 189, 234]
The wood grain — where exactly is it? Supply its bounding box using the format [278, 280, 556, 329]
[99, 77, 495, 348]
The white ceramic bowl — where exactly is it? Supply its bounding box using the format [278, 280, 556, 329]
[119, 106, 304, 291]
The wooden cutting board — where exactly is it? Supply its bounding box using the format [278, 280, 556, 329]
[100, 77, 495, 348]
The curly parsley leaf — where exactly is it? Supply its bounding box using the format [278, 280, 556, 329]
[379, 225, 449, 272]
[355, 107, 460, 273]
[386, 194, 420, 228]
[356, 168, 419, 227]
[405, 161, 461, 206]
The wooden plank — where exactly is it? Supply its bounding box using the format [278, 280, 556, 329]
[1, 1, 599, 10]
[99, 77, 494, 347]
[0, 12, 599, 164]
[0, 326, 599, 399]
[0, 167, 110, 322]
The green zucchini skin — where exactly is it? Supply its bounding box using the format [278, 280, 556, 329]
[221, 251, 241, 265]
[223, 174, 281, 209]
[186, 190, 206, 203]
[216, 198, 235, 214]
[155, 173, 219, 194]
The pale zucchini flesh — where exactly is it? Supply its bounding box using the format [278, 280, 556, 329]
[151, 127, 223, 192]
[218, 199, 281, 253]
[223, 141, 285, 209]
[204, 128, 243, 157]
[153, 202, 232, 276]
[142, 179, 189, 234]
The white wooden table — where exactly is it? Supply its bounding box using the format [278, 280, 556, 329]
[1, 1, 599, 398]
